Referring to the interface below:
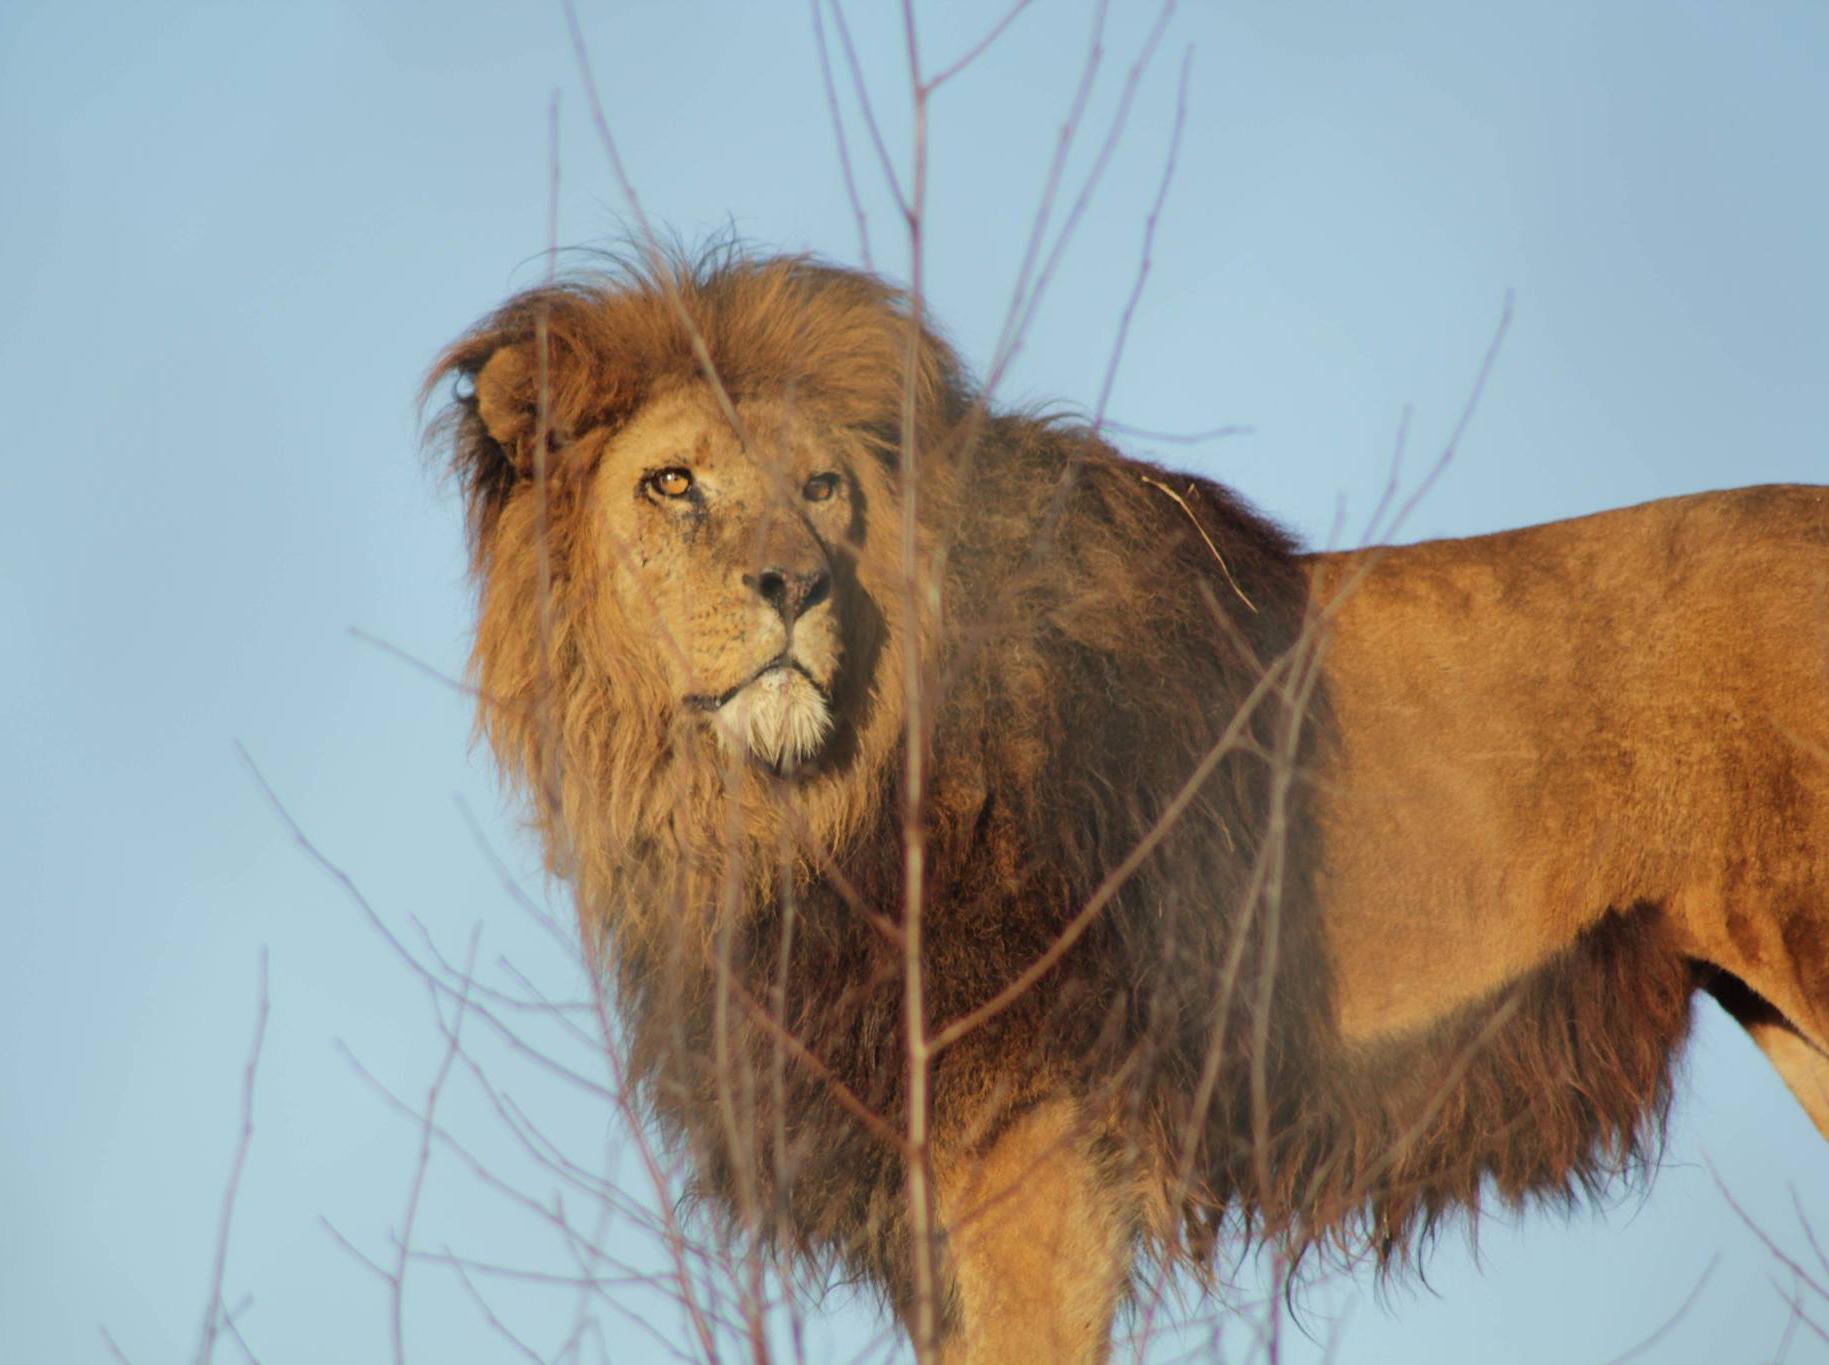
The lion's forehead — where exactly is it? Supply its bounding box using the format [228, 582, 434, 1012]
[604, 386, 827, 479]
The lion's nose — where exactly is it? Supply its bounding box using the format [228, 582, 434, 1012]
[745, 566, 831, 623]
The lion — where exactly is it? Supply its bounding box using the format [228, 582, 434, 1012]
[427, 246, 1829, 1364]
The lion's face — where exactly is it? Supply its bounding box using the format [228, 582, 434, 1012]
[585, 384, 878, 773]
[437, 256, 960, 854]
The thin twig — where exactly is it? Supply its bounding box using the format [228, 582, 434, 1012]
[992, 0, 1177, 390]
[896, 4, 939, 1354]
[825, 0, 911, 215]
[808, 0, 872, 267]
[560, 0, 749, 442]
[1774, 1284, 1829, 1352]
[926, 0, 1037, 90]
[444, 1252, 551, 1365]
[1792, 1184, 1829, 1281]
[1138, 474, 1256, 611]
[1366, 293, 1515, 548]
[1599, 1252, 1720, 1364]
[217, 1299, 263, 1365]
[1100, 420, 1254, 446]
[387, 929, 480, 1365]
[979, 0, 1113, 390]
[1092, 45, 1193, 427]
[1711, 1159, 1829, 1300]
[194, 951, 269, 1365]
[348, 627, 489, 703]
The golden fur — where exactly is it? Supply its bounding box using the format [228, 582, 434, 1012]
[428, 248, 1829, 1363]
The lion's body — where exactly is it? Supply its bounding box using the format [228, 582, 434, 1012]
[1316, 488, 1829, 1054]
[431, 251, 1829, 1363]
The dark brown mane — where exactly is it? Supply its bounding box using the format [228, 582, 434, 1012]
[429, 248, 1698, 1318]
[1275, 907, 1691, 1264]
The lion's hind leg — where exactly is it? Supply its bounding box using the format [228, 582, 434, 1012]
[1705, 970, 1829, 1139]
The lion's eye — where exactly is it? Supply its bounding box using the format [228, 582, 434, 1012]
[648, 467, 694, 499]
[803, 472, 839, 503]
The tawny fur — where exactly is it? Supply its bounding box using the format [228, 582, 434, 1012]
[427, 246, 1829, 1362]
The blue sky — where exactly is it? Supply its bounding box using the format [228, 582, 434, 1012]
[3, 1, 1826, 1361]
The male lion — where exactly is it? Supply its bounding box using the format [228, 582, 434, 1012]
[428, 248, 1829, 1363]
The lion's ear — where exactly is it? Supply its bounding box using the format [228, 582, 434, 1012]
[474, 344, 539, 459]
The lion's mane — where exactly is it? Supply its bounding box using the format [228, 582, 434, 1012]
[428, 248, 1691, 1309]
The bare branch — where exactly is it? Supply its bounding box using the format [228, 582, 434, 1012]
[194, 951, 269, 1365]
[926, 0, 1037, 91]
[980, 0, 1112, 388]
[987, 0, 1177, 393]
[217, 1299, 263, 1365]
[1600, 1252, 1720, 1364]
[824, 0, 910, 215]
[559, 0, 749, 442]
[444, 1253, 553, 1365]
[1793, 1184, 1829, 1283]
[1774, 1282, 1829, 1352]
[322, 1217, 394, 1284]
[1363, 293, 1515, 549]
[808, 0, 873, 267]
[896, 4, 940, 1354]
[386, 929, 481, 1365]
[1099, 420, 1255, 446]
[1139, 473, 1257, 612]
[348, 627, 489, 704]
[1712, 1161, 1829, 1302]
[1092, 45, 1193, 427]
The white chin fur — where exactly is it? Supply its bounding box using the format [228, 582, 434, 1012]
[715, 669, 832, 768]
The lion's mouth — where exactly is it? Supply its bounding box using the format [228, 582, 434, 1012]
[687, 656, 835, 770]
[683, 655, 828, 713]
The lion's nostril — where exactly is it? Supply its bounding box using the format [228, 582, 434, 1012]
[799, 568, 831, 614]
[747, 569, 789, 612]
[745, 566, 830, 621]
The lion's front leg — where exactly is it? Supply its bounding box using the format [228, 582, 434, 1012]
[925, 1099, 1134, 1365]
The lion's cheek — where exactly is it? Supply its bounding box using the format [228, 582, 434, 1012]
[606, 564, 748, 693]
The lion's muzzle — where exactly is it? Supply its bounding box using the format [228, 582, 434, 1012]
[743, 565, 831, 625]
[711, 660, 833, 769]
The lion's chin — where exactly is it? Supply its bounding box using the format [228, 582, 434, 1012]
[713, 667, 833, 771]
